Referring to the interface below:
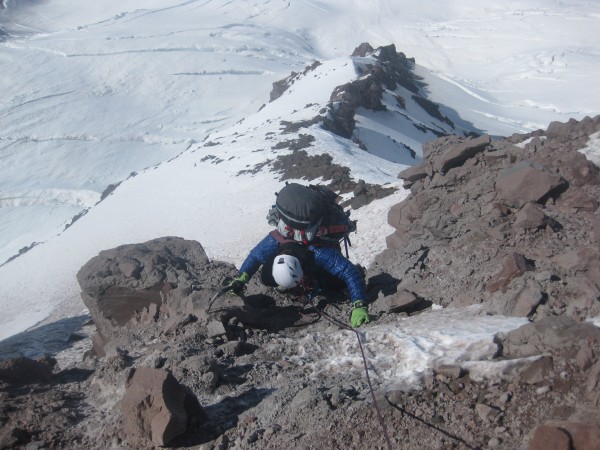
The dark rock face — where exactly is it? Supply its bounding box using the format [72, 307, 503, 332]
[322, 43, 450, 142]
[269, 61, 322, 102]
[0, 356, 56, 385]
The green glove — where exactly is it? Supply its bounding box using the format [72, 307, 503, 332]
[228, 272, 249, 295]
[350, 301, 370, 328]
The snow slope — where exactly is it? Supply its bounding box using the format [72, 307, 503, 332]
[1, 0, 599, 386]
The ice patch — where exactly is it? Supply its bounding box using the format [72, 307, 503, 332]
[579, 131, 600, 168]
[276, 306, 529, 389]
[515, 136, 546, 149]
[587, 315, 600, 328]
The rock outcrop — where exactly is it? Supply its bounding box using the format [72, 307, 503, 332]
[377, 115, 600, 324]
[76, 236, 237, 356]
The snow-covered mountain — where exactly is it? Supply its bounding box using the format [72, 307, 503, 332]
[1, 0, 599, 362]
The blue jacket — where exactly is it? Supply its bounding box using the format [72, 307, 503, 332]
[239, 233, 366, 304]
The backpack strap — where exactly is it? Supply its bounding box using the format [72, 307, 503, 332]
[316, 223, 349, 237]
[270, 229, 296, 244]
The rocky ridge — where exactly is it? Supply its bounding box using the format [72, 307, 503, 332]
[1, 117, 600, 450]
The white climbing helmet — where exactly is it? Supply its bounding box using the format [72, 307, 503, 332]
[272, 254, 303, 289]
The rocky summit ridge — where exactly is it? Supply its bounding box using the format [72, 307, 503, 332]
[1, 43, 600, 450]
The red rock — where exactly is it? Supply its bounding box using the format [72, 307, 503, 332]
[485, 253, 532, 293]
[122, 368, 205, 447]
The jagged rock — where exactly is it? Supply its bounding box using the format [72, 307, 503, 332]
[218, 341, 242, 357]
[434, 134, 490, 174]
[495, 161, 567, 207]
[0, 356, 56, 385]
[499, 316, 600, 358]
[485, 253, 532, 293]
[351, 42, 374, 57]
[269, 61, 321, 102]
[122, 367, 206, 447]
[587, 361, 600, 406]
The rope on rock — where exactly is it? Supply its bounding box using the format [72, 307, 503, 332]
[307, 300, 393, 450]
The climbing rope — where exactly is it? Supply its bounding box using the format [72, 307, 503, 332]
[306, 299, 393, 450]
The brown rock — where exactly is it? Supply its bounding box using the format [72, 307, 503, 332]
[77, 237, 212, 349]
[387, 199, 422, 229]
[485, 253, 532, 293]
[559, 151, 600, 186]
[385, 229, 409, 250]
[576, 339, 596, 371]
[499, 316, 600, 358]
[207, 320, 227, 338]
[434, 134, 491, 174]
[513, 282, 544, 317]
[513, 203, 548, 230]
[594, 217, 600, 244]
[519, 356, 553, 385]
[542, 421, 600, 450]
[163, 314, 196, 335]
[398, 164, 429, 183]
[495, 161, 566, 207]
[0, 356, 56, 385]
[122, 368, 206, 447]
[526, 425, 571, 450]
[352, 42, 375, 57]
[475, 403, 501, 422]
[586, 361, 600, 403]
[373, 289, 423, 313]
[556, 188, 599, 212]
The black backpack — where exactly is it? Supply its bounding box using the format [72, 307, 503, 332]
[266, 183, 356, 251]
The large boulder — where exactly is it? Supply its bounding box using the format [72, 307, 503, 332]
[77, 237, 236, 354]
